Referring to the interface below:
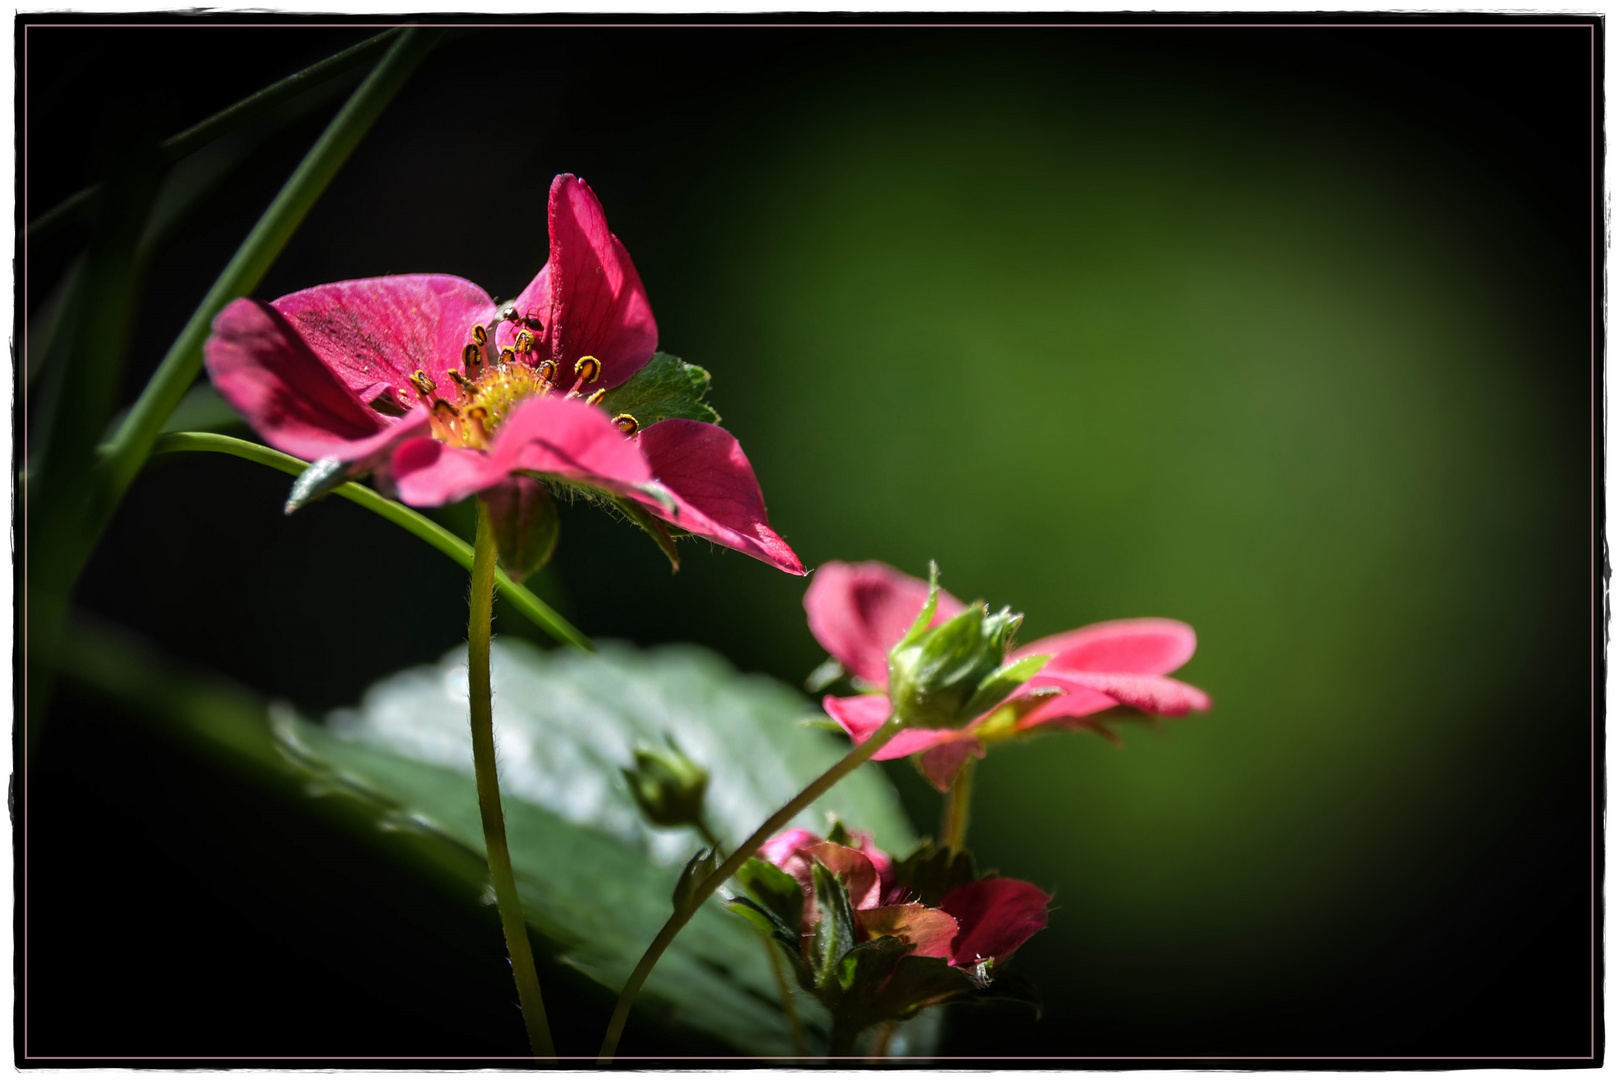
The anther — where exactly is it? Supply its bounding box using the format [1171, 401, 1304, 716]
[462, 342, 483, 375]
[448, 369, 477, 394]
[471, 324, 488, 347]
[574, 355, 602, 384]
[612, 413, 640, 436]
[410, 369, 437, 396]
[499, 347, 516, 366]
[432, 398, 461, 418]
[535, 359, 557, 383]
[514, 329, 535, 354]
[586, 388, 607, 406]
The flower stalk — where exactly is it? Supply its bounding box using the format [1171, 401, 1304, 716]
[468, 498, 556, 1061]
[941, 756, 976, 853]
[596, 718, 905, 1063]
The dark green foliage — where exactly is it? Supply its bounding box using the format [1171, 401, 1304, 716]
[597, 351, 720, 427]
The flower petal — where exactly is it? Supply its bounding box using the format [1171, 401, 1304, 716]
[940, 878, 1051, 967]
[1017, 617, 1197, 675]
[803, 561, 967, 686]
[634, 419, 804, 575]
[1018, 670, 1213, 730]
[506, 174, 656, 390]
[387, 439, 508, 507]
[759, 827, 822, 869]
[805, 842, 882, 910]
[820, 694, 958, 761]
[491, 394, 653, 491]
[273, 274, 497, 403]
[915, 737, 987, 793]
[205, 298, 430, 462]
[857, 904, 960, 959]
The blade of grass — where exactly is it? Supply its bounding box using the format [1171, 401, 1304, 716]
[26, 28, 404, 242]
[148, 432, 592, 653]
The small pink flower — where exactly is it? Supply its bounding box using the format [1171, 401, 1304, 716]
[204, 174, 802, 576]
[758, 828, 1049, 967]
[806, 561, 1212, 789]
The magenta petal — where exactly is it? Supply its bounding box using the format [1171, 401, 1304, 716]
[804, 842, 882, 910]
[915, 738, 987, 793]
[759, 828, 822, 869]
[388, 439, 509, 507]
[820, 694, 958, 761]
[525, 174, 657, 390]
[488, 394, 653, 492]
[273, 274, 497, 400]
[803, 561, 967, 685]
[941, 878, 1051, 967]
[1017, 617, 1197, 676]
[1024, 670, 1213, 725]
[635, 419, 804, 575]
[204, 298, 431, 462]
[857, 904, 960, 959]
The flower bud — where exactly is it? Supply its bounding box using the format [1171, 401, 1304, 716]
[886, 565, 1034, 730]
[621, 738, 710, 830]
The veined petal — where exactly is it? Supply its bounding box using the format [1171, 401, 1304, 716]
[1016, 617, 1197, 675]
[273, 274, 497, 402]
[1018, 670, 1213, 730]
[940, 878, 1051, 967]
[803, 561, 967, 686]
[857, 904, 959, 959]
[508, 174, 656, 390]
[634, 419, 804, 575]
[205, 298, 429, 462]
[759, 828, 822, 869]
[820, 694, 959, 761]
[916, 737, 986, 793]
[804, 842, 882, 910]
[388, 438, 509, 507]
[490, 394, 653, 492]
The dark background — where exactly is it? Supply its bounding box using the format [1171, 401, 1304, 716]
[19, 15, 1600, 1065]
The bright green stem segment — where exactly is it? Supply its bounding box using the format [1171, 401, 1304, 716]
[942, 756, 977, 853]
[146, 432, 591, 652]
[96, 28, 441, 522]
[469, 500, 556, 1062]
[597, 720, 904, 1063]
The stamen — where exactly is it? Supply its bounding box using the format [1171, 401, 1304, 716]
[612, 413, 640, 436]
[462, 342, 483, 376]
[410, 370, 437, 396]
[465, 406, 490, 448]
[514, 329, 535, 354]
[586, 388, 607, 406]
[471, 324, 488, 347]
[448, 369, 477, 395]
[432, 398, 460, 418]
[499, 346, 516, 366]
[574, 355, 602, 384]
[535, 360, 557, 384]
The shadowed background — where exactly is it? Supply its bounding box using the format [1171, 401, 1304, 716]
[22, 19, 1596, 1062]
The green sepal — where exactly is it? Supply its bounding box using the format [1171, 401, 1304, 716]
[810, 862, 858, 991]
[596, 351, 719, 427]
[727, 895, 795, 946]
[825, 820, 854, 847]
[894, 561, 943, 652]
[734, 856, 803, 935]
[866, 954, 985, 1020]
[672, 846, 720, 913]
[283, 455, 349, 513]
[480, 478, 559, 582]
[960, 652, 1051, 722]
[884, 841, 978, 908]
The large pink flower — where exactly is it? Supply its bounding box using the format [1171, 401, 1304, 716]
[758, 828, 1049, 968]
[806, 561, 1211, 789]
[204, 173, 802, 576]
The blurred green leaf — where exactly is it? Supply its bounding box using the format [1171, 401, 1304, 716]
[597, 351, 720, 427]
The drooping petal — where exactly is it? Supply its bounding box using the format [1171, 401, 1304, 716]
[940, 878, 1051, 967]
[803, 561, 967, 686]
[1017, 617, 1198, 676]
[504, 174, 656, 390]
[1016, 670, 1212, 730]
[915, 737, 987, 793]
[273, 274, 497, 403]
[820, 694, 959, 761]
[634, 419, 804, 575]
[857, 904, 960, 959]
[805, 842, 882, 910]
[205, 298, 431, 463]
[387, 439, 509, 507]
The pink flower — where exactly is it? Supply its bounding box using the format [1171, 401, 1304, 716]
[806, 561, 1212, 790]
[204, 173, 802, 576]
[758, 828, 1049, 968]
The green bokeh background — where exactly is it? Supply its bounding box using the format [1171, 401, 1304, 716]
[32, 23, 1592, 1059]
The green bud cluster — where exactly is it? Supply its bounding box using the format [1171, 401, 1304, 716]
[621, 738, 710, 830]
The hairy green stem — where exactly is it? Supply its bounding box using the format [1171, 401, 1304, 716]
[942, 756, 977, 852]
[470, 499, 556, 1061]
[145, 432, 590, 651]
[597, 720, 903, 1063]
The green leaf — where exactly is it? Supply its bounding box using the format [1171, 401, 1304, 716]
[810, 863, 858, 992]
[961, 652, 1050, 720]
[735, 857, 804, 936]
[596, 351, 720, 427]
[869, 954, 984, 1020]
[672, 846, 720, 913]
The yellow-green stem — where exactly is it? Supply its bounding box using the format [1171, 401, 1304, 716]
[597, 720, 904, 1063]
[469, 499, 556, 1062]
[942, 756, 977, 853]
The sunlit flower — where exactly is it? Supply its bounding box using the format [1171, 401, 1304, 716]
[204, 173, 802, 576]
[806, 561, 1211, 789]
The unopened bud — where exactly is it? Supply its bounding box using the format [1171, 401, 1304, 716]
[622, 737, 710, 830]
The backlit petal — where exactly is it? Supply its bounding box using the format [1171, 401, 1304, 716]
[1018, 670, 1212, 730]
[941, 878, 1051, 967]
[820, 694, 959, 761]
[803, 561, 967, 686]
[1017, 617, 1197, 675]
[858, 904, 959, 959]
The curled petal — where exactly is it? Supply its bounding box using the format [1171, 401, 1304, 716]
[940, 878, 1051, 967]
[820, 694, 959, 761]
[858, 904, 960, 959]
[387, 439, 507, 507]
[759, 827, 822, 869]
[205, 298, 429, 463]
[803, 561, 967, 686]
[635, 419, 804, 575]
[273, 274, 497, 402]
[505, 174, 656, 390]
[805, 842, 882, 910]
[916, 737, 987, 793]
[1018, 617, 1198, 676]
[1018, 670, 1213, 730]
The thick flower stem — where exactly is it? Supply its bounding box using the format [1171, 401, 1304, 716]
[942, 756, 977, 853]
[597, 721, 904, 1063]
[469, 499, 556, 1062]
